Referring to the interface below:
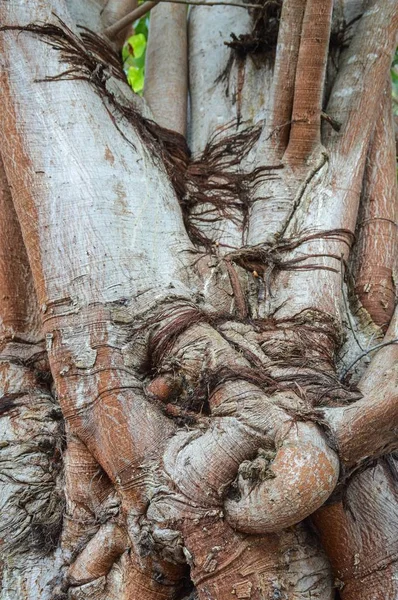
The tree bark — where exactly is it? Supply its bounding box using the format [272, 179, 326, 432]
[0, 0, 397, 598]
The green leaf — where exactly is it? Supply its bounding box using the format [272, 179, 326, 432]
[127, 66, 145, 94]
[134, 16, 149, 37]
[122, 15, 149, 93]
[122, 32, 147, 63]
[127, 33, 146, 58]
[134, 53, 146, 70]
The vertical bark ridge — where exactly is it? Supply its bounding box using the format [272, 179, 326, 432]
[247, 0, 306, 248]
[61, 434, 115, 564]
[0, 155, 64, 596]
[326, 0, 398, 163]
[144, 3, 188, 136]
[284, 0, 333, 165]
[352, 80, 398, 331]
[257, 0, 306, 161]
[262, 0, 397, 326]
[0, 156, 41, 342]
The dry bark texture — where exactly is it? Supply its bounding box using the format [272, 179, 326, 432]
[0, 0, 397, 599]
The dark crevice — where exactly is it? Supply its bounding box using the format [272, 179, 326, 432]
[226, 0, 282, 59]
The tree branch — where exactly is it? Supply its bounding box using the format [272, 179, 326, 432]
[104, 1, 159, 39]
[266, 0, 398, 326]
[104, 0, 260, 40]
[101, 0, 138, 48]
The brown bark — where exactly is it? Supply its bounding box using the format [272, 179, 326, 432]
[0, 157, 40, 340]
[0, 154, 63, 573]
[353, 80, 398, 330]
[183, 519, 332, 600]
[284, 0, 333, 164]
[258, 0, 306, 159]
[313, 458, 398, 599]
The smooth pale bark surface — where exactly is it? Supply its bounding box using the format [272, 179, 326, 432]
[65, 0, 105, 33]
[188, 4, 252, 155]
[0, 7, 193, 309]
[144, 3, 188, 135]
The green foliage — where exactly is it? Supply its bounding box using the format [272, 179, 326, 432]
[122, 16, 149, 95]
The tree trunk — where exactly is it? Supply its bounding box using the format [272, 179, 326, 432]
[0, 0, 397, 598]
